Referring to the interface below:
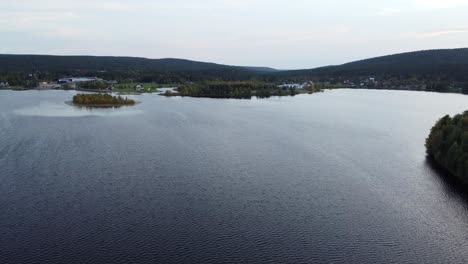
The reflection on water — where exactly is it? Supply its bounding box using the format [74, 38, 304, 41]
[3, 89, 468, 263]
[14, 101, 143, 117]
[425, 158, 468, 202]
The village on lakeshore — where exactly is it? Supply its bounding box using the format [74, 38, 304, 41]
[2, 73, 446, 95]
[1, 74, 327, 96]
[34, 77, 322, 93]
[30, 76, 178, 94]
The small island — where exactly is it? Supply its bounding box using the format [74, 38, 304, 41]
[426, 111, 468, 183]
[72, 93, 136, 107]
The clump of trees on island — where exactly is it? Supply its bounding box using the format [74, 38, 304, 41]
[174, 81, 301, 99]
[72, 93, 135, 106]
[426, 111, 468, 182]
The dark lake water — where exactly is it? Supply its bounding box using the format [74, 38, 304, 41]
[2, 89, 468, 263]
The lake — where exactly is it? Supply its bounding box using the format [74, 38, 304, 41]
[1, 89, 468, 263]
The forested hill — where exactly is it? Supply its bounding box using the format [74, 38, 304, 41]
[0, 54, 263, 83]
[2, 49, 468, 85]
[0, 54, 244, 72]
[275, 48, 468, 82]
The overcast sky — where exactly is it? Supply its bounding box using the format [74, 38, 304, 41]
[1, 0, 468, 69]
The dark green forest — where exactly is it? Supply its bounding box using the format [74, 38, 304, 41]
[426, 112, 468, 183]
[0, 55, 260, 87]
[175, 81, 300, 99]
[1, 48, 468, 92]
[78, 81, 110, 90]
[272, 49, 468, 82]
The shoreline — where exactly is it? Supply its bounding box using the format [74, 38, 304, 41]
[65, 101, 141, 108]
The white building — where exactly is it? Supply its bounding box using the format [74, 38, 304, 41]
[135, 84, 143, 91]
[58, 77, 103, 84]
[278, 82, 313, 90]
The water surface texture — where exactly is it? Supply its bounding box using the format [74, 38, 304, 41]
[1, 89, 468, 263]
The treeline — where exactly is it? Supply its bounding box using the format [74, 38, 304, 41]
[81, 68, 258, 83]
[426, 112, 468, 182]
[78, 81, 110, 90]
[176, 81, 299, 99]
[0, 72, 40, 87]
[73, 94, 135, 106]
[0, 69, 260, 86]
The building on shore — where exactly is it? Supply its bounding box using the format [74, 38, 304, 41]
[278, 81, 314, 90]
[58, 77, 103, 84]
[39, 82, 61, 89]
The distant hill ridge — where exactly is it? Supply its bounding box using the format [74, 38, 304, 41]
[278, 48, 468, 81]
[1, 48, 467, 81]
[0, 54, 243, 72]
[345, 48, 468, 66]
